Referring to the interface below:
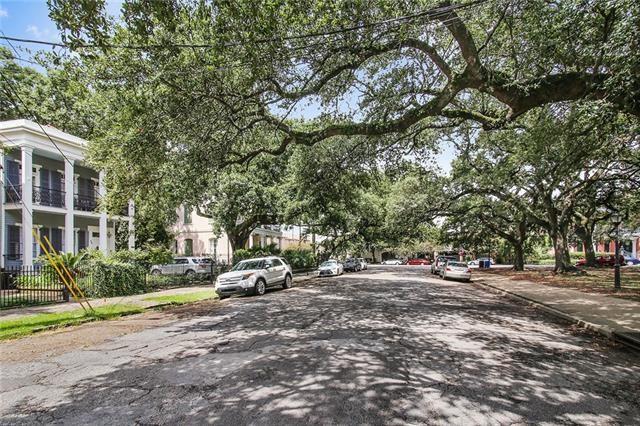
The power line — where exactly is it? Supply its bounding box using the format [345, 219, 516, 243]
[0, 0, 489, 51]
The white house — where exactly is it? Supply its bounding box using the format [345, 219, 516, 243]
[0, 119, 134, 268]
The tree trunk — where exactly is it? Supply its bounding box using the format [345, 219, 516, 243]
[576, 226, 596, 267]
[551, 231, 572, 273]
[228, 230, 251, 254]
[513, 243, 525, 271]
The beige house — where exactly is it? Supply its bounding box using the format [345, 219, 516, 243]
[173, 206, 316, 263]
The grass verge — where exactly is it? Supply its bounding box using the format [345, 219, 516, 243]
[144, 290, 218, 305]
[0, 304, 144, 341]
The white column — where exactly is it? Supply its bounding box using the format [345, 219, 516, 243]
[64, 159, 74, 253]
[0, 150, 4, 268]
[21, 146, 33, 266]
[98, 171, 108, 253]
[127, 199, 135, 249]
[248, 233, 254, 249]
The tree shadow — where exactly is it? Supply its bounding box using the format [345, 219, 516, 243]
[3, 270, 639, 424]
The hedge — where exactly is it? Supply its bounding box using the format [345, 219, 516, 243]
[80, 260, 147, 298]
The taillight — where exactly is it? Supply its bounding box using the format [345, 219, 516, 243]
[446, 267, 451, 271]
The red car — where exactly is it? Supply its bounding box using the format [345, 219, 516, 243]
[406, 258, 431, 265]
[575, 255, 624, 267]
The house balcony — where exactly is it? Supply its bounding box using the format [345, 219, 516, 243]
[33, 186, 65, 208]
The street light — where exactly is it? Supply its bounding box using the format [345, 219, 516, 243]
[611, 213, 622, 291]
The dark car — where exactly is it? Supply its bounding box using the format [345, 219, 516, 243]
[407, 258, 430, 265]
[575, 255, 625, 267]
[343, 258, 361, 272]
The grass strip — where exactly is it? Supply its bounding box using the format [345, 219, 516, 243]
[0, 304, 144, 341]
[144, 290, 218, 305]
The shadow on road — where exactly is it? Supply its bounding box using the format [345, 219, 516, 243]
[3, 267, 639, 424]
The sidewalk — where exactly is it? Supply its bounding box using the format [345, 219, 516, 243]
[474, 275, 640, 349]
[0, 273, 316, 322]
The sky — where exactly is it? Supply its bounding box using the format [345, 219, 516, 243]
[0, 0, 457, 173]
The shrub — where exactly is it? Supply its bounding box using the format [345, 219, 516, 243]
[109, 246, 173, 270]
[282, 247, 317, 270]
[80, 259, 147, 298]
[232, 248, 252, 264]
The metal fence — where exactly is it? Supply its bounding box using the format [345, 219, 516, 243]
[0, 266, 77, 309]
[145, 263, 230, 290]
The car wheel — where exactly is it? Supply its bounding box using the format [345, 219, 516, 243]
[184, 269, 195, 276]
[151, 269, 162, 276]
[219, 295, 229, 300]
[282, 274, 293, 289]
[254, 279, 266, 296]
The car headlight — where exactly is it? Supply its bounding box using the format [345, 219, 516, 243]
[241, 273, 255, 280]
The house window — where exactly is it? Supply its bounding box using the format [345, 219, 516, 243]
[184, 239, 193, 256]
[184, 206, 192, 224]
[209, 238, 217, 257]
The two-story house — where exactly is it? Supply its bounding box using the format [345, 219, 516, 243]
[173, 206, 316, 263]
[0, 119, 134, 268]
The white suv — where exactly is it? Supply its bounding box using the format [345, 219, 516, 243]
[215, 256, 293, 299]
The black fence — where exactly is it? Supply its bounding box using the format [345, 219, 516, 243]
[0, 266, 92, 309]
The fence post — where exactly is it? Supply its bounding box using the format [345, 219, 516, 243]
[62, 285, 70, 302]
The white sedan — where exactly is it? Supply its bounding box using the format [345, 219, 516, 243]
[440, 260, 472, 282]
[318, 260, 344, 276]
[382, 259, 403, 265]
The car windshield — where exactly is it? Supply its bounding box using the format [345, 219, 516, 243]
[321, 261, 337, 267]
[448, 262, 467, 267]
[232, 260, 263, 271]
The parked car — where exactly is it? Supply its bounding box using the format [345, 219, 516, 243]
[406, 258, 430, 265]
[467, 257, 494, 267]
[624, 257, 640, 266]
[575, 255, 625, 267]
[440, 260, 472, 282]
[150, 257, 213, 276]
[318, 259, 344, 276]
[344, 258, 361, 272]
[382, 259, 403, 265]
[215, 256, 292, 299]
[357, 258, 368, 270]
[430, 256, 457, 275]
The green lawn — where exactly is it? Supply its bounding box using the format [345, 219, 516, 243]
[0, 304, 144, 341]
[144, 290, 218, 305]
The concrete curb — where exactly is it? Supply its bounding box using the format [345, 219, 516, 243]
[472, 278, 640, 351]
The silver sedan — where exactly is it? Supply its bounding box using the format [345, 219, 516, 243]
[440, 260, 472, 282]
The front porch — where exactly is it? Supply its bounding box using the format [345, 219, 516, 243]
[2, 210, 124, 268]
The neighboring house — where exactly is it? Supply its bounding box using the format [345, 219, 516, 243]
[173, 206, 319, 263]
[0, 119, 134, 268]
[570, 229, 640, 259]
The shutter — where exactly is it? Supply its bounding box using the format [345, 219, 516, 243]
[5, 161, 21, 203]
[41, 169, 50, 189]
[51, 229, 63, 252]
[51, 171, 63, 206]
[8, 225, 20, 258]
[40, 170, 51, 205]
[78, 230, 87, 251]
[6, 160, 20, 185]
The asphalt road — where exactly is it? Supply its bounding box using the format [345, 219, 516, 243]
[1, 266, 639, 425]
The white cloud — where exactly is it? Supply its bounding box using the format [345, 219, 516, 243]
[0, 7, 8, 18]
[26, 25, 49, 38]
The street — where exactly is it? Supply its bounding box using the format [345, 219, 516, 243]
[1, 266, 639, 425]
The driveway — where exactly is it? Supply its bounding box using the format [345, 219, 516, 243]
[1, 266, 639, 424]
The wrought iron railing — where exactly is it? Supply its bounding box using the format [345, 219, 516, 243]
[33, 186, 65, 208]
[74, 193, 98, 212]
[4, 184, 21, 203]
